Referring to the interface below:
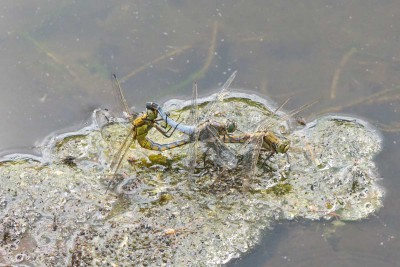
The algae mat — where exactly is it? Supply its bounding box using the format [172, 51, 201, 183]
[0, 93, 384, 266]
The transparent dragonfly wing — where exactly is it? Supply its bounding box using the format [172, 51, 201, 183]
[111, 74, 139, 120]
[188, 82, 199, 126]
[235, 133, 263, 187]
[186, 82, 200, 173]
[106, 74, 138, 191]
[109, 74, 138, 170]
[109, 127, 135, 170]
[236, 99, 315, 189]
[106, 125, 136, 192]
[203, 124, 238, 169]
[187, 71, 238, 172]
[258, 100, 316, 132]
[201, 71, 237, 121]
[231, 98, 290, 188]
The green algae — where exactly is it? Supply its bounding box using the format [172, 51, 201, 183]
[0, 93, 384, 266]
[265, 182, 293, 196]
[148, 154, 171, 167]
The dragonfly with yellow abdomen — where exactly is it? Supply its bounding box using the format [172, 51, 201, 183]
[148, 99, 290, 174]
[106, 75, 192, 191]
[146, 73, 314, 189]
[146, 72, 241, 172]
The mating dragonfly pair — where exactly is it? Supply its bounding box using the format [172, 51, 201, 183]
[107, 72, 291, 191]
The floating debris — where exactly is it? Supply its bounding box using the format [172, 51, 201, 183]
[0, 93, 384, 266]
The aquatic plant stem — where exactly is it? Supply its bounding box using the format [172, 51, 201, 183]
[120, 45, 191, 83]
[166, 21, 219, 94]
[330, 47, 357, 99]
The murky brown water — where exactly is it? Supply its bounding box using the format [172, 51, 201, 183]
[1, 0, 399, 266]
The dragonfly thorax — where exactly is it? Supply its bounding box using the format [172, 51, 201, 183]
[133, 109, 157, 127]
[262, 132, 290, 154]
[133, 114, 147, 126]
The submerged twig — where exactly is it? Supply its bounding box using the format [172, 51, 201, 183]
[330, 47, 357, 99]
[237, 34, 266, 43]
[166, 21, 219, 94]
[274, 88, 313, 100]
[376, 122, 400, 133]
[259, 78, 268, 95]
[200, 20, 219, 74]
[363, 93, 400, 105]
[120, 45, 191, 83]
[21, 32, 79, 80]
[319, 87, 398, 114]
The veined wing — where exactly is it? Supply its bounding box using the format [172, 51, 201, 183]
[203, 124, 238, 169]
[237, 100, 315, 188]
[106, 74, 138, 192]
[109, 74, 138, 171]
[109, 126, 136, 170]
[189, 72, 238, 171]
[201, 71, 237, 121]
[186, 82, 200, 172]
[239, 133, 264, 188]
[188, 81, 199, 126]
[234, 98, 292, 188]
[111, 74, 139, 120]
[258, 100, 316, 132]
[106, 127, 136, 192]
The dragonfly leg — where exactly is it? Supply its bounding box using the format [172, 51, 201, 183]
[202, 147, 212, 168]
[156, 113, 181, 130]
[153, 120, 182, 138]
[261, 151, 275, 171]
[155, 118, 170, 129]
[164, 116, 185, 137]
[285, 152, 292, 171]
[155, 111, 181, 129]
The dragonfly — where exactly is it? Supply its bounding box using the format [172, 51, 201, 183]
[146, 73, 299, 188]
[148, 100, 291, 172]
[227, 99, 315, 189]
[106, 75, 192, 191]
[146, 72, 240, 172]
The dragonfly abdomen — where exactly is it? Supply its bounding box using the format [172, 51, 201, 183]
[137, 136, 190, 151]
[219, 133, 252, 144]
[146, 102, 196, 135]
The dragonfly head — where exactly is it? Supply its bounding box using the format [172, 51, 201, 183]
[275, 140, 290, 154]
[146, 102, 159, 111]
[225, 120, 237, 134]
[263, 132, 290, 154]
[146, 108, 158, 121]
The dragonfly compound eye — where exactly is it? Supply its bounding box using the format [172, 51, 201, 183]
[226, 120, 237, 133]
[277, 141, 290, 153]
